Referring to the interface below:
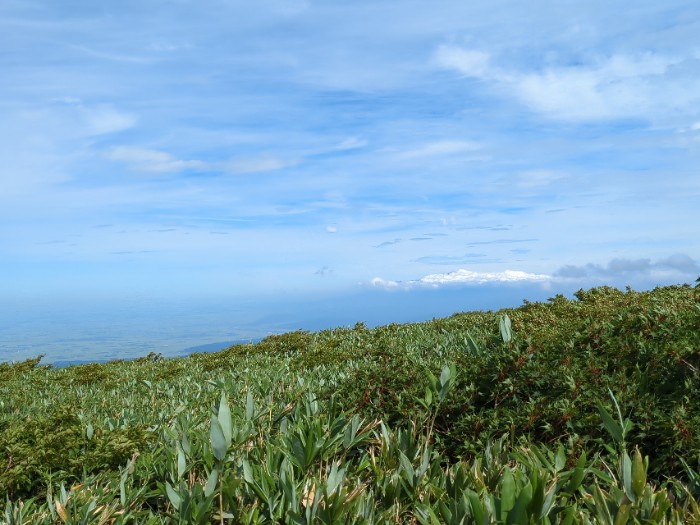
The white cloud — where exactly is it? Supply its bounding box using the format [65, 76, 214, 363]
[434, 45, 492, 79]
[67, 43, 153, 64]
[82, 105, 137, 135]
[396, 140, 482, 160]
[52, 96, 82, 105]
[106, 147, 207, 173]
[371, 277, 403, 290]
[372, 268, 552, 290]
[335, 137, 367, 150]
[226, 156, 299, 174]
[435, 45, 693, 122]
[107, 148, 298, 175]
[516, 68, 649, 121]
[262, 0, 310, 16]
[514, 169, 565, 188]
[48, 99, 136, 136]
[148, 41, 191, 53]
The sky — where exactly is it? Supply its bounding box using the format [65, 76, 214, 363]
[2, 1, 700, 361]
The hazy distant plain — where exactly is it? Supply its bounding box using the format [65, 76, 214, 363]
[1, 284, 563, 365]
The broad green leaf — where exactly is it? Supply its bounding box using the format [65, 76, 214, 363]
[466, 333, 480, 354]
[326, 463, 345, 496]
[554, 443, 566, 472]
[527, 471, 544, 519]
[597, 401, 623, 445]
[561, 504, 577, 525]
[343, 414, 361, 449]
[424, 386, 433, 407]
[541, 480, 559, 519]
[204, 468, 219, 498]
[631, 447, 646, 499]
[439, 364, 456, 401]
[119, 471, 126, 506]
[217, 391, 233, 448]
[440, 364, 452, 388]
[500, 313, 512, 343]
[467, 490, 486, 525]
[592, 483, 613, 525]
[165, 481, 181, 510]
[614, 501, 631, 525]
[500, 468, 516, 519]
[177, 443, 186, 479]
[181, 433, 191, 455]
[622, 450, 634, 501]
[242, 459, 254, 484]
[399, 451, 415, 481]
[567, 451, 587, 493]
[210, 417, 228, 462]
[245, 391, 254, 421]
[507, 481, 532, 525]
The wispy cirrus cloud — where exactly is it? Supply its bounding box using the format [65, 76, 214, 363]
[465, 238, 537, 247]
[105, 147, 208, 173]
[81, 105, 137, 135]
[225, 156, 300, 175]
[413, 253, 489, 265]
[106, 145, 300, 176]
[147, 41, 192, 53]
[395, 140, 482, 160]
[36, 98, 136, 137]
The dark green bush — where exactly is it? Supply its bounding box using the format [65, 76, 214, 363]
[0, 407, 151, 499]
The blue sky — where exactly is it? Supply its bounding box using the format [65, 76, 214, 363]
[2, 0, 699, 350]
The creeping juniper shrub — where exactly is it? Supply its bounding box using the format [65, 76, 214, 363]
[0, 407, 150, 499]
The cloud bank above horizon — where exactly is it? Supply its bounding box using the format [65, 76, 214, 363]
[1, 0, 698, 302]
[371, 269, 553, 290]
[370, 253, 700, 291]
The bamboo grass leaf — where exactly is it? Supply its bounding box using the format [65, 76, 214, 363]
[507, 481, 532, 525]
[622, 450, 634, 501]
[555, 443, 566, 472]
[245, 391, 255, 421]
[165, 481, 181, 510]
[467, 490, 486, 525]
[613, 501, 631, 525]
[592, 483, 614, 525]
[567, 451, 587, 494]
[217, 391, 233, 448]
[500, 313, 512, 343]
[204, 468, 218, 498]
[631, 447, 646, 500]
[210, 417, 228, 462]
[500, 468, 516, 520]
[597, 401, 624, 445]
[466, 333, 480, 354]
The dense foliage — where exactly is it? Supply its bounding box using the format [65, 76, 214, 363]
[1, 283, 699, 523]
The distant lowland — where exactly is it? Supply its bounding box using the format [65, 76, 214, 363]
[49, 340, 256, 368]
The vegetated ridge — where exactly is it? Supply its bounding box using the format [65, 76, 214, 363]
[0, 282, 699, 523]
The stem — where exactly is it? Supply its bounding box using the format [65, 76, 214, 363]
[219, 465, 224, 525]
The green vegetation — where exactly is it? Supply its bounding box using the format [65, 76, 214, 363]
[1, 283, 699, 523]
